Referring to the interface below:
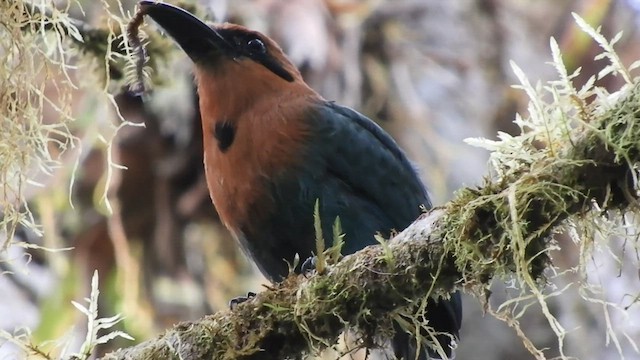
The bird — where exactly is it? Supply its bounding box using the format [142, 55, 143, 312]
[139, 1, 462, 358]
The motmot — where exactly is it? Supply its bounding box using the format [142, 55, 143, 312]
[139, 1, 462, 358]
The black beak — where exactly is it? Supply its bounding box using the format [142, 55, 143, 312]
[139, 1, 232, 62]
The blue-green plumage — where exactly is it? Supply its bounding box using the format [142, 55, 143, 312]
[250, 101, 461, 358]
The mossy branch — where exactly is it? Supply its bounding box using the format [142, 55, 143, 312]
[101, 77, 640, 359]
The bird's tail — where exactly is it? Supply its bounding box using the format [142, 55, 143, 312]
[392, 292, 462, 359]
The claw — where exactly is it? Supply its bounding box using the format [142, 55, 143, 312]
[229, 291, 257, 310]
[300, 256, 317, 276]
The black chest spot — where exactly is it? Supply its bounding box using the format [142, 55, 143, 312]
[213, 122, 235, 152]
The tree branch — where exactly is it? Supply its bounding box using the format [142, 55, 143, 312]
[101, 75, 640, 359]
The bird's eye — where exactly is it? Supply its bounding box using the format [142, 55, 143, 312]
[246, 38, 266, 54]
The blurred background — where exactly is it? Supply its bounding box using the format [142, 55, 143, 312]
[1, 0, 640, 359]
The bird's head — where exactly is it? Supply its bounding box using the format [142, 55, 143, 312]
[139, 0, 321, 124]
[140, 1, 304, 86]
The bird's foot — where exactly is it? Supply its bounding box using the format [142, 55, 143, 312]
[229, 291, 257, 310]
[300, 256, 317, 276]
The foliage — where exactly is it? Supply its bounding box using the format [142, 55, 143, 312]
[460, 14, 640, 359]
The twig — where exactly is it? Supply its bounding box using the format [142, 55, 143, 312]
[126, 7, 147, 95]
